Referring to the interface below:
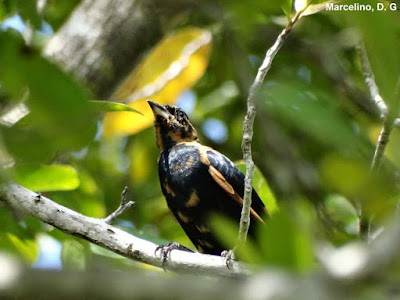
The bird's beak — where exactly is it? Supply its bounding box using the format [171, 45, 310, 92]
[147, 100, 172, 120]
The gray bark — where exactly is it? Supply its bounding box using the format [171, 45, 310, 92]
[43, 0, 164, 98]
[0, 183, 248, 277]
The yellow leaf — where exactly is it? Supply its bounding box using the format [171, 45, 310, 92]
[103, 27, 212, 136]
[7, 233, 38, 264]
[129, 142, 151, 184]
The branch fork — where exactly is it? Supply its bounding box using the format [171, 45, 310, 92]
[103, 186, 135, 224]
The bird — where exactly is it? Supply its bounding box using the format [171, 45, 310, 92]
[148, 100, 268, 256]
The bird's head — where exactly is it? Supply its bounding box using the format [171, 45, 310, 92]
[148, 100, 199, 151]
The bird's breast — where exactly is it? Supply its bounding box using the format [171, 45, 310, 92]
[167, 145, 201, 183]
[158, 143, 204, 195]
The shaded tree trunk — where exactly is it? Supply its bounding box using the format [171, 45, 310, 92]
[43, 0, 170, 98]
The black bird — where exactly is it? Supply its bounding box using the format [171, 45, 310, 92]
[148, 100, 268, 255]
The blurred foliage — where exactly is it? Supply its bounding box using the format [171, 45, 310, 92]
[236, 161, 279, 215]
[11, 164, 79, 192]
[0, 0, 399, 283]
[43, 0, 81, 30]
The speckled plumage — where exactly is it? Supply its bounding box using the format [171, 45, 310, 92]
[148, 101, 267, 255]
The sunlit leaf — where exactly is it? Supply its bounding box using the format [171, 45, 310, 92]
[236, 161, 279, 215]
[12, 164, 79, 192]
[300, 1, 332, 17]
[294, 0, 308, 13]
[61, 239, 86, 270]
[6, 233, 38, 264]
[319, 154, 369, 196]
[325, 194, 358, 236]
[102, 27, 212, 136]
[129, 142, 152, 185]
[89, 100, 143, 114]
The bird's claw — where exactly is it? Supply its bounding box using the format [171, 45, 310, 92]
[155, 242, 192, 270]
[221, 249, 236, 269]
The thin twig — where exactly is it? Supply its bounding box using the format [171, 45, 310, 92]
[103, 186, 135, 224]
[370, 114, 396, 173]
[356, 42, 400, 127]
[238, 10, 305, 244]
[356, 43, 387, 118]
[357, 42, 400, 239]
[357, 42, 400, 173]
[357, 41, 391, 239]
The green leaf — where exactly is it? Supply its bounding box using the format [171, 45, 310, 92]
[2, 125, 58, 163]
[236, 161, 279, 215]
[89, 100, 143, 114]
[17, 0, 41, 29]
[209, 214, 262, 264]
[282, 0, 294, 20]
[44, 0, 81, 30]
[0, 31, 96, 161]
[325, 194, 358, 235]
[6, 233, 38, 264]
[257, 204, 315, 271]
[61, 239, 86, 270]
[12, 164, 80, 192]
[262, 81, 360, 151]
[0, 1, 17, 21]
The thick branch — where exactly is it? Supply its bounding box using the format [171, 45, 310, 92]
[238, 11, 303, 243]
[0, 182, 248, 277]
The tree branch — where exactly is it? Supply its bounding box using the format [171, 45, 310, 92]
[356, 43, 388, 118]
[356, 42, 400, 239]
[103, 186, 135, 224]
[0, 182, 248, 277]
[370, 114, 396, 172]
[356, 42, 400, 128]
[238, 10, 304, 243]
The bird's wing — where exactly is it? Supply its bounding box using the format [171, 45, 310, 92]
[200, 145, 268, 223]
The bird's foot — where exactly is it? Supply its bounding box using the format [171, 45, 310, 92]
[221, 249, 236, 269]
[155, 242, 193, 270]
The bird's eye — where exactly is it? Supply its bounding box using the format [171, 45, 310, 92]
[177, 111, 185, 119]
